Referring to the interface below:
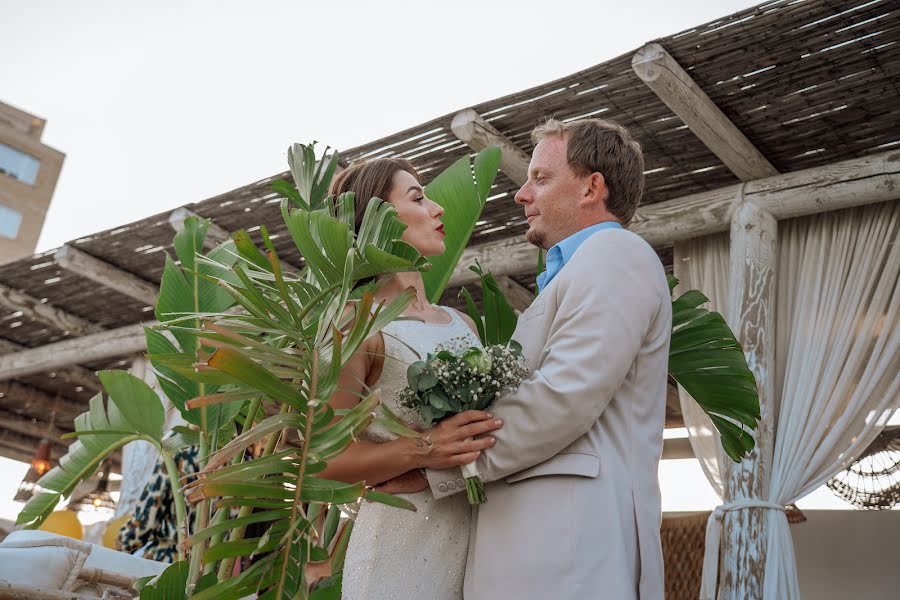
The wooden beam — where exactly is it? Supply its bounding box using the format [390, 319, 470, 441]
[719, 200, 778, 597]
[451, 236, 542, 287]
[496, 276, 535, 312]
[0, 323, 149, 382]
[449, 150, 900, 286]
[54, 245, 159, 306]
[632, 43, 779, 182]
[451, 109, 531, 187]
[0, 284, 103, 336]
[0, 337, 99, 393]
[169, 207, 231, 250]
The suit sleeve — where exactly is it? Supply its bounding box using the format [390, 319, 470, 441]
[428, 233, 662, 498]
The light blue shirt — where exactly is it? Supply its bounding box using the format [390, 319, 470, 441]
[536, 221, 623, 292]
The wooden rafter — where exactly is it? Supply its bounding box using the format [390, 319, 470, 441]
[632, 43, 779, 182]
[0, 283, 102, 336]
[54, 245, 159, 306]
[0, 324, 149, 382]
[450, 109, 531, 187]
[0, 338, 100, 393]
[169, 207, 231, 250]
[3, 151, 896, 381]
[0, 381, 89, 421]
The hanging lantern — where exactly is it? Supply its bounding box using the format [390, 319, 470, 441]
[32, 438, 52, 475]
[71, 468, 117, 513]
[14, 439, 54, 503]
[14, 408, 59, 503]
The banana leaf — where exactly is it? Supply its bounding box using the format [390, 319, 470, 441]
[667, 276, 759, 462]
[17, 371, 167, 528]
[459, 261, 518, 346]
[422, 147, 501, 302]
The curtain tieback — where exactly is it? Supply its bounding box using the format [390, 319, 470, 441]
[699, 499, 786, 600]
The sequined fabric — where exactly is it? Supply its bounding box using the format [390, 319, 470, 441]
[342, 307, 479, 599]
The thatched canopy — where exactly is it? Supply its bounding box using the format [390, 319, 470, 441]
[1, 0, 898, 467]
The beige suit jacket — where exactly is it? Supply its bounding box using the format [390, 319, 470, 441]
[428, 227, 671, 600]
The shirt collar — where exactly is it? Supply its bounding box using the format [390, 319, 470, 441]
[536, 221, 623, 292]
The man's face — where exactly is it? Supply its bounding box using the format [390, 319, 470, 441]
[514, 136, 584, 250]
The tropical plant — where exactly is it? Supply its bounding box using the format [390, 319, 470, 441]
[18, 142, 499, 599]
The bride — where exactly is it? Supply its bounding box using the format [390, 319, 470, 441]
[319, 157, 503, 599]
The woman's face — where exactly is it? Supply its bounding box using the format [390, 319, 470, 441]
[387, 170, 446, 257]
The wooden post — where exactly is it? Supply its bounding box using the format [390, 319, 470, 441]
[719, 198, 778, 598]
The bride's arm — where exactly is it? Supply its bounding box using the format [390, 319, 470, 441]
[318, 334, 502, 487]
[317, 333, 422, 487]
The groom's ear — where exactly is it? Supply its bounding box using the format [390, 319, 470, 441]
[583, 172, 609, 209]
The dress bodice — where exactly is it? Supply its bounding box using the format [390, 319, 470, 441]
[362, 306, 481, 442]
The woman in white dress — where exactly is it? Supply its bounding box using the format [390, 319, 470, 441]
[319, 158, 504, 599]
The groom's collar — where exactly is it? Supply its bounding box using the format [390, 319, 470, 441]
[536, 221, 623, 292]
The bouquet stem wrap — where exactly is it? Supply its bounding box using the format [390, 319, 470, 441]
[461, 462, 486, 504]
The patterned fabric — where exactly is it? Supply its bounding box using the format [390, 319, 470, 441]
[116, 446, 199, 563]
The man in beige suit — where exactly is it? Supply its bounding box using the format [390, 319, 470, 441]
[428, 118, 671, 599]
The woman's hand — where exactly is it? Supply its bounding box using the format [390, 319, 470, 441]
[413, 410, 503, 470]
[374, 469, 429, 495]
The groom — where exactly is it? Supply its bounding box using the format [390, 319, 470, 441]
[428, 117, 671, 599]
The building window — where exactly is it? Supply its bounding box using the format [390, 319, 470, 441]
[0, 143, 41, 185]
[0, 204, 23, 239]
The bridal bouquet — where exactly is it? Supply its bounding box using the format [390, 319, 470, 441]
[398, 339, 528, 504]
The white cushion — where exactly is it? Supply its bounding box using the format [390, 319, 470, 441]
[0, 530, 91, 591]
[83, 540, 167, 579]
[2, 530, 166, 580]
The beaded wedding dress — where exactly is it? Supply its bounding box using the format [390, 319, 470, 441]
[342, 307, 479, 600]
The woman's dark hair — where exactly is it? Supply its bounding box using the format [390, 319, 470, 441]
[329, 157, 420, 233]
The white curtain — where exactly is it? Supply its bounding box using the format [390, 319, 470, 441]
[674, 201, 900, 599]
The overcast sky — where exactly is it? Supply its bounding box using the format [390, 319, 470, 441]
[0, 0, 768, 253]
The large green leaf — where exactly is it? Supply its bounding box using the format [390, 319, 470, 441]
[458, 261, 519, 346]
[668, 279, 760, 462]
[281, 142, 341, 211]
[98, 370, 165, 440]
[17, 374, 167, 528]
[140, 561, 189, 600]
[422, 147, 501, 302]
